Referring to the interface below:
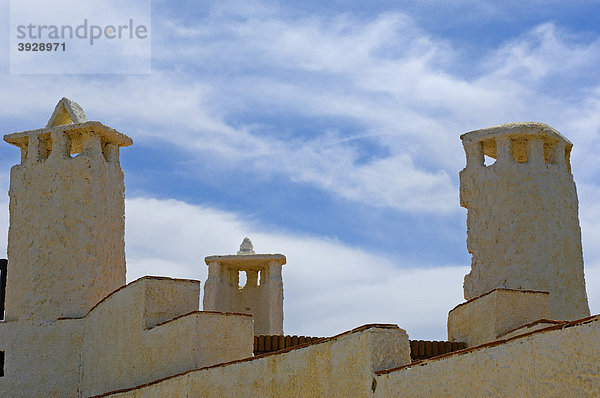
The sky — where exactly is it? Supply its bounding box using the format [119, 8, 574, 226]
[1, 0, 600, 340]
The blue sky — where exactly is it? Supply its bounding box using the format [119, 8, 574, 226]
[1, 0, 600, 339]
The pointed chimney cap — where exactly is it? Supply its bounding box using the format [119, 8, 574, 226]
[46, 97, 88, 127]
[237, 237, 255, 255]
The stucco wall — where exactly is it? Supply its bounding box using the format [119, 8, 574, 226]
[99, 324, 410, 398]
[374, 316, 600, 397]
[0, 277, 254, 398]
[0, 319, 84, 397]
[447, 288, 550, 347]
[80, 277, 254, 397]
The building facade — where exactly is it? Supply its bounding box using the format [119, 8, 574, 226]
[0, 100, 598, 397]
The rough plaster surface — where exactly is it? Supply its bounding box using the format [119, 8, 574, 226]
[498, 319, 566, 340]
[80, 277, 253, 397]
[204, 243, 286, 335]
[0, 319, 84, 396]
[374, 316, 600, 397]
[99, 325, 411, 398]
[447, 288, 550, 347]
[4, 118, 132, 321]
[0, 277, 254, 398]
[460, 122, 590, 320]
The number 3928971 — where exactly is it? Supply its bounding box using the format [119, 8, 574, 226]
[17, 43, 66, 51]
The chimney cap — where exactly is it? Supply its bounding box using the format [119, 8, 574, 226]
[460, 122, 572, 148]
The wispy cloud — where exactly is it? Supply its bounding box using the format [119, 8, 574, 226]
[3, 5, 600, 216]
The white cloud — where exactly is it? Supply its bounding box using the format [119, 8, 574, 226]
[125, 196, 467, 339]
[579, 184, 600, 262]
[124, 196, 600, 339]
[481, 23, 600, 90]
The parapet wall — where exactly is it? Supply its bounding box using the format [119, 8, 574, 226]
[447, 288, 550, 347]
[96, 324, 411, 398]
[374, 316, 600, 397]
[80, 277, 254, 397]
[0, 276, 255, 398]
[0, 318, 84, 396]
